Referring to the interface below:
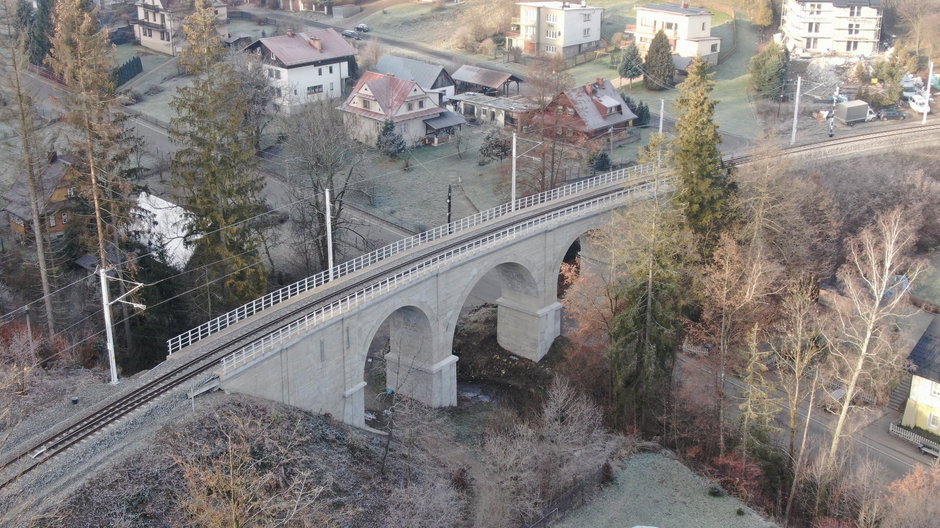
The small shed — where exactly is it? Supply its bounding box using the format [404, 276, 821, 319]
[448, 92, 537, 130]
[452, 65, 523, 96]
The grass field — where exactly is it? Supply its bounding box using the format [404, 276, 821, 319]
[554, 452, 778, 528]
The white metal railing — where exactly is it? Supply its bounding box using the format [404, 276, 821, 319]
[167, 162, 661, 354]
[219, 176, 673, 375]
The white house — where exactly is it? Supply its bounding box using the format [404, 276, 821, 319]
[244, 29, 358, 113]
[506, 1, 604, 59]
[629, 3, 721, 63]
[132, 193, 196, 270]
[133, 0, 228, 56]
[780, 0, 882, 56]
[374, 55, 456, 105]
[338, 71, 465, 147]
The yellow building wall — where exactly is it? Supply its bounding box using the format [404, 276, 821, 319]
[901, 374, 940, 431]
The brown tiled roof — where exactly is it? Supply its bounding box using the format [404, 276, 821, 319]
[247, 29, 357, 68]
[339, 71, 442, 122]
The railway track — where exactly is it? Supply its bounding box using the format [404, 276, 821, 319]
[1, 123, 938, 504]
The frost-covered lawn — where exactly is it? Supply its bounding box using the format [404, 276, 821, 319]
[555, 453, 778, 528]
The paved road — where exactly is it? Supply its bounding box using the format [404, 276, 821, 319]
[682, 355, 926, 483]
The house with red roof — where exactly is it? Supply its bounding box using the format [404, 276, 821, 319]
[245, 29, 357, 113]
[338, 72, 466, 147]
[535, 78, 637, 145]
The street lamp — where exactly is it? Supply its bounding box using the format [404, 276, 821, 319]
[98, 267, 144, 385]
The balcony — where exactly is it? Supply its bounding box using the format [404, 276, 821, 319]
[136, 18, 166, 30]
[137, 2, 163, 11]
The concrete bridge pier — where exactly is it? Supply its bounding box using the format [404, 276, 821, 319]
[384, 306, 457, 407]
[496, 297, 562, 362]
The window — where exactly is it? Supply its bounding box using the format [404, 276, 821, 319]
[318, 67, 322, 75]
[702, 22, 706, 30]
[546, 29, 559, 39]
[274, 69, 281, 79]
[161, 31, 168, 41]
[566, 106, 574, 116]
[848, 23, 860, 35]
[418, 100, 424, 109]
[329, 65, 333, 74]
[67, 187, 75, 198]
[583, 28, 590, 37]
[930, 414, 940, 430]
[932, 382, 940, 397]
[582, 13, 590, 22]
[545, 44, 556, 53]
[808, 3, 821, 15]
[307, 85, 323, 94]
[639, 17, 653, 28]
[267, 68, 274, 78]
[61, 212, 69, 224]
[710, 43, 719, 52]
[160, 13, 165, 25]
[665, 22, 675, 31]
[399, 123, 407, 134]
[275, 88, 282, 97]
[48, 215, 56, 228]
[330, 82, 334, 91]
[807, 22, 820, 33]
[362, 99, 370, 109]
[407, 102, 414, 111]
[849, 5, 861, 16]
[846, 41, 858, 52]
[546, 13, 557, 23]
[805, 37, 818, 49]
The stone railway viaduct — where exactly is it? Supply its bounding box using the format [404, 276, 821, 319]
[170, 125, 940, 429]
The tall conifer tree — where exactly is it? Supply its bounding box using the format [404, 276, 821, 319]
[1, 0, 57, 336]
[643, 30, 674, 90]
[673, 58, 733, 254]
[170, 0, 266, 318]
[28, 0, 52, 64]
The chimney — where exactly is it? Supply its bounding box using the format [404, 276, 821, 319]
[309, 36, 321, 51]
[287, 30, 294, 37]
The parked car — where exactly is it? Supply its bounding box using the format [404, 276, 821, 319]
[878, 107, 908, 120]
[341, 29, 361, 40]
[355, 23, 370, 32]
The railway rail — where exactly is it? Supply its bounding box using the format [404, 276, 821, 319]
[1, 123, 938, 504]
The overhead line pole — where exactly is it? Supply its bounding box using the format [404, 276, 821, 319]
[325, 188, 334, 281]
[511, 131, 517, 211]
[924, 61, 934, 125]
[790, 75, 802, 146]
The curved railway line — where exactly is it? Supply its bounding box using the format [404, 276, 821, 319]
[1, 123, 938, 504]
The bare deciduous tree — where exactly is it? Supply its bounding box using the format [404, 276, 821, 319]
[169, 410, 331, 527]
[825, 207, 924, 462]
[280, 100, 367, 276]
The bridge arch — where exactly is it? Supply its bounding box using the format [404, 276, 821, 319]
[446, 258, 557, 363]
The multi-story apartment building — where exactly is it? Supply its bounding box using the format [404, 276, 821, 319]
[780, 0, 882, 56]
[506, 1, 604, 59]
[133, 0, 227, 56]
[245, 29, 358, 113]
[628, 3, 721, 63]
